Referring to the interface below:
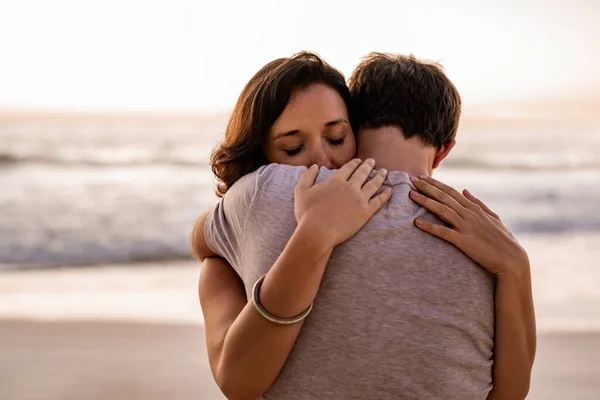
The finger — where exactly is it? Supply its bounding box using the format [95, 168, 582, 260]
[368, 187, 392, 213]
[409, 190, 463, 227]
[415, 175, 472, 209]
[362, 168, 388, 198]
[463, 189, 500, 221]
[295, 164, 319, 190]
[335, 158, 362, 180]
[348, 158, 376, 185]
[410, 177, 467, 218]
[414, 217, 461, 244]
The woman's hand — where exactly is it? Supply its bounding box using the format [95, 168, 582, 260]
[408, 175, 528, 277]
[294, 158, 391, 249]
[409, 175, 536, 398]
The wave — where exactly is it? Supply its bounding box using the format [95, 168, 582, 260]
[0, 251, 194, 271]
[0, 236, 198, 270]
[0, 152, 211, 167]
[1, 216, 599, 271]
[1, 151, 598, 170]
[444, 153, 600, 170]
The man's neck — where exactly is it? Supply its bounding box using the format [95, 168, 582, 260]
[356, 126, 434, 177]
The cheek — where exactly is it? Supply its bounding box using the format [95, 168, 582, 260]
[263, 146, 279, 164]
[330, 137, 357, 167]
[264, 145, 302, 166]
[284, 156, 312, 167]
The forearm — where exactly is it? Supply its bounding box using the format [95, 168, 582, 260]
[216, 221, 333, 400]
[487, 265, 536, 400]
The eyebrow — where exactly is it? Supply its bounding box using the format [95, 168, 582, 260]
[272, 118, 349, 141]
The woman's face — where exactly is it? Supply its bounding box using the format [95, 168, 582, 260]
[264, 83, 356, 169]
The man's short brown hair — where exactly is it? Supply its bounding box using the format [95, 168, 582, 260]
[348, 52, 461, 149]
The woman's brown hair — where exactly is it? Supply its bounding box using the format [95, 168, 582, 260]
[211, 51, 351, 197]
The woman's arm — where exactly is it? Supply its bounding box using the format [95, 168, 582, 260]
[486, 260, 535, 400]
[197, 159, 391, 400]
[199, 227, 332, 400]
[409, 176, 536, 400]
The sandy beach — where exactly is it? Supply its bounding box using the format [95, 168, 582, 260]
[1, 257, 599, 399]
[0, 320, 598, 400]
[0, 319, 224, 400]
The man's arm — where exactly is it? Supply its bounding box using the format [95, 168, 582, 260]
[191, 209, 216, 261]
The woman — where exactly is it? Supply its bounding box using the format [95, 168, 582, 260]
[193, 52, 534, 399]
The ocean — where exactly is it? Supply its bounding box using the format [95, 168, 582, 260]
[0, 115, 599, 269]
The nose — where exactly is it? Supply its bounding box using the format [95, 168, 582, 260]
[314, 147, 334, 169]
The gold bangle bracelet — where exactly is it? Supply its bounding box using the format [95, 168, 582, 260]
[251, 274, 313, 325]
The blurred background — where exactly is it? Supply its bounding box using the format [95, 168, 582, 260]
[0, 0, 599, 399]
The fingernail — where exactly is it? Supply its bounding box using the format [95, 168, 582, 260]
[415, 218, 424, 226]
[419, 175, 428, 180]
[380, 168, 388, 175]
[311, 164, 318, 170]
[409, 190, 419, 197]
[366, 158, 375, 165]
[410, 176, 419, 183]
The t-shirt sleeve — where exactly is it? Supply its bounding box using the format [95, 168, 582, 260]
[203, 164, 307, 267]
[204, 171, 259, 267]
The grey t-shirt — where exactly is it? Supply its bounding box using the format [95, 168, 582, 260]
[205, 164, 495, 400]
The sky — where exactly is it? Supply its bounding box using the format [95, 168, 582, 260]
[0, 0, 598, 113]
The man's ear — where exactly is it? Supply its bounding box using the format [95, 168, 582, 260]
[432, 139, 456, 169]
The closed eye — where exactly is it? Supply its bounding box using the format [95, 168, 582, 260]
[284, 146, 303, 156]
[328, 137, 345, 146]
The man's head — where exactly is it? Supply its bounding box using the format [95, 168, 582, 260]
[348, 53, 461, 171]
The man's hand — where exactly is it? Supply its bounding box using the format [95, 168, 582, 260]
[294, 158, 392, 249]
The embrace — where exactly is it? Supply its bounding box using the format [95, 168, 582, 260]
[192, 52, 536, 400]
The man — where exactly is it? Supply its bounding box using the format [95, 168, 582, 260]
[194, 53, 535, 399]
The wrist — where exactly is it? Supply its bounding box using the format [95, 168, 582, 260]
[496, 251, 531, 282]
[257, 220, 334, 318]
[294, 218, 336, 258]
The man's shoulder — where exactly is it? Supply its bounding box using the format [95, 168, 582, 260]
[259, 163, 307, 188]
[229, 164, 306, 193]
[222, 164, 307, 221]
[224, 164, 301, 203]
